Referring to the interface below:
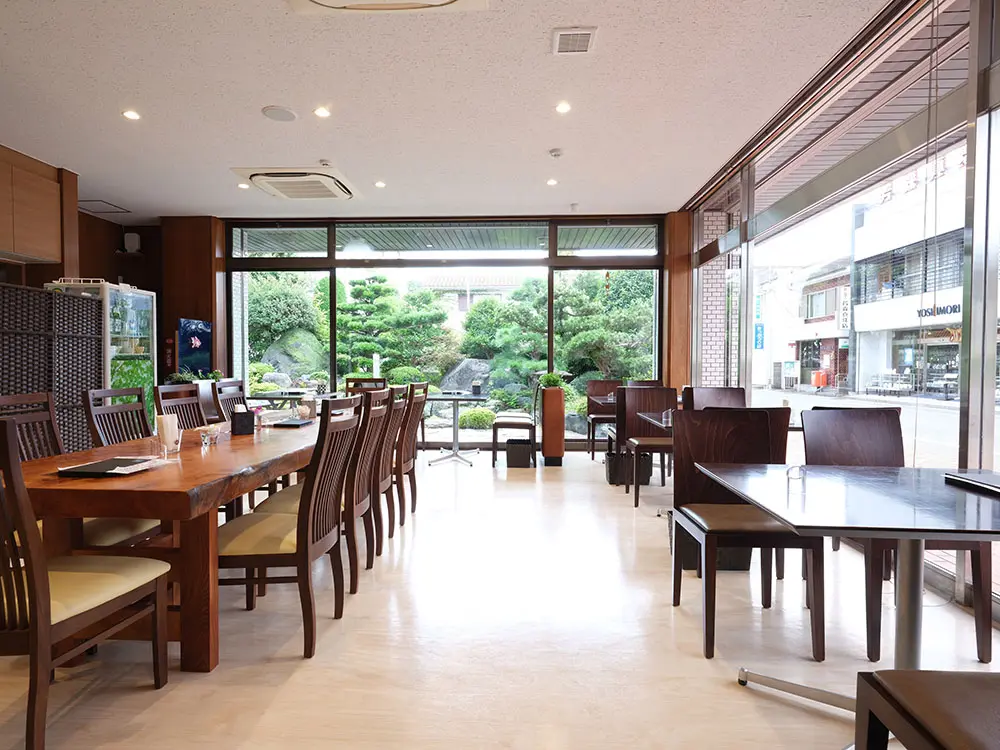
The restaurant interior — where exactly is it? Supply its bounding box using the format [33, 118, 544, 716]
[2, 0, 1000, 748]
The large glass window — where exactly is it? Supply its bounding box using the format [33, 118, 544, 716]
[232, 270, 332, 395]
[232, 226, 329, 258]
[552, 269, 658, 439]
[336, 222, 548, 261]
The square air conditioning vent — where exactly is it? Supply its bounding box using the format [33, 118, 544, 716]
[231, 167, 356, 200]
[286, 0, 487, 13]
[552, 27, 596, 55]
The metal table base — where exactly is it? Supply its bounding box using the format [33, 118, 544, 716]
[737, 539, 925, 748]
[427, 394, 482, 467]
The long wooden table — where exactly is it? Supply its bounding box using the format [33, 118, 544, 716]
[21, 425, 318, 672]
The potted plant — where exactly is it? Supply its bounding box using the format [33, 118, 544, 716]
[538, 372, 565, 466]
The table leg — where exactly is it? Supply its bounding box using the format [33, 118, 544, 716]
[894, 538, 924, 670]
[429, 399, 476, 466]
[179, 512, 219, 672]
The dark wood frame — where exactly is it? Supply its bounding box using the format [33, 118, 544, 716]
[211, 378, 248, 423]
[0, 419, 168, 749]
[585, 379, 621, 460]
[83, 387, 154, 447]
[373, 385, 408, 553]
[154, 383, 209, 430]
[0, 392, 65, 460]
[854, 673, 944, 750]
[218, 397, 360, 658]
[395, 382, 429, 525]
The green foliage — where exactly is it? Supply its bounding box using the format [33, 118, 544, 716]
[388, 366, 424, 385]
[249, 381, 277, 396]
[247, 274, 319, 360]
[248, 362, 274, 385]
[458, 407, 495, 430]
[539, 372, 564, 388]
[165, 369, 198, 385]
[461, 298, 506, 359]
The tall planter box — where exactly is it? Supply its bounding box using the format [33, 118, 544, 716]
[541, 386, 565, 467]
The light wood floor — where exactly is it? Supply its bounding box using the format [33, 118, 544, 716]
[0, 453, 997, 748]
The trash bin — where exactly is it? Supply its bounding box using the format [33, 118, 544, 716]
[505, 438, 534, 468]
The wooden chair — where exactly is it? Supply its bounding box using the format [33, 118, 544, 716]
[0, 393, 65, 460]
[681, 386, 746, 410]
[83, 388, 152, 447]
[492, 385, 538, 468]
[211, 378, 248, 423]
[344, 376, 387, 392]
[343, 389, 390, 594]
[586, 379, 621, 460]
[154, 383, 208, 430]
[621, 387, 677, 505]
[671, 409, 825, 661]
[608, 386, 675, 481]
[217, 397, 360, 658]
[395, 382, 429, 526]
[372, 386, 408, 554]
[855, 670, 1000, 750]
[801, 408, 992, 664]
[5, 392, 157, 548]
[0, 418, 170, 750]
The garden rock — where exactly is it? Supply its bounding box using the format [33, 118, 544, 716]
[440, 358, 491, 392]
[565, 413, 588, 437]
[262, 328, 326, 380]
[262, 372, 292, 388]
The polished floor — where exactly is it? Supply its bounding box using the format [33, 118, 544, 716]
[0, 453, 998, 748]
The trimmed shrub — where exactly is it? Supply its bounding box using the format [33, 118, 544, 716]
[458, 407, 495, 430]
[388, 366, 424, 385]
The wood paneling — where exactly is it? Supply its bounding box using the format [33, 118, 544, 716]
[0, 162, 12, 254]
[58, 169, 79, 276]
[161, 217, 227, 375]
[12, 166, 61, 261]
[77, 212, 121, 281]
[665, 212, 693, 391]
[0, 144, 58, 181]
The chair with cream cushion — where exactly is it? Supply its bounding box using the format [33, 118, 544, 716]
[217, 396, 361, 658]
[0, 418, 170, 750]
[0, 392, 159, 548]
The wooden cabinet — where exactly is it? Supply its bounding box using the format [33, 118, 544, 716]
[0, 162, 12, 255]
[11, 167, 61, 261]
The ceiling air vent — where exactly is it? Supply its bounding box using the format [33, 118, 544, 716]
[552, 27, 596, 55]
[232, 168, 355, 200]
[79, 199, 130, 214]
[286, 0, 487, 13]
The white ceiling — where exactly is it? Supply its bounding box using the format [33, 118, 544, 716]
[0, 0, 888, 224]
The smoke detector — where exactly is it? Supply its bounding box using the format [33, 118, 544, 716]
[231, 167, 356, 200]
[552, 27, 596, 55]
[286, 0, 487, 12]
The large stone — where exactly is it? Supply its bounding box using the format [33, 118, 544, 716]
[261, 328, 326, 380]
[440, 358, 491, 393]
[262, 371, 292, 388]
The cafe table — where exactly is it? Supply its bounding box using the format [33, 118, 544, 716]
[21, 425, 318, 672]
[695, 463, 1000, 730]
[426, 391, 489, 466]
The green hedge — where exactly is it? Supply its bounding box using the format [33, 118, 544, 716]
[458, 407, 495, 430]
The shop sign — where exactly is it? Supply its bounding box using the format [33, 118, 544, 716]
[837, 286, 851, 330]
[917, 303, 961, 318]
[753, 323, 764, 350]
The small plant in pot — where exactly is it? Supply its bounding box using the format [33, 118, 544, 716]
[538, 372, 565, 466]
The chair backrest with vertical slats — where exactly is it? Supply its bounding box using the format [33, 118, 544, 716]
[154, 384, 208, 430]
[672, 409, 771, 509]
[0, 392, 65, 460]
[801, 408, 905, 468]
[345, 377, 388, 393]
[345, 389, 390, 516]
[0, 418, 49, 634]
[396, 382, 429, 471]
[298, 396, 361, 554]
[84, 388, 153, 447]
[377, 386, 408, 494]
[211, 379, 248, 422]
[586, 379, 621, 417]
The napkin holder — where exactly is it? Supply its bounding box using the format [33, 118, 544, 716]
[231, 412, 255, 436]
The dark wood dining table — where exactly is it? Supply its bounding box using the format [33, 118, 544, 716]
[695, 463, 1000, 722]
[639, 410, 803, 432]
[21, 425, 319, 672]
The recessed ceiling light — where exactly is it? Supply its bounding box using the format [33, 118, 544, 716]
[374, 181, 386, 188]
[555, 101, 572, 114]
[547, 178, 559, 186]
[313, 106, 332, 118]
[237, 183, 251, 190]
[122, 110, 141, 120]
[426, 244, 433, 248]
[261, 105, 298, 122]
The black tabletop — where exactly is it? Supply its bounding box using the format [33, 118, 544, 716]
[696, 464, 1000, 541]
[426, 392, 489, 403]
[639, 411, 672, 429]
